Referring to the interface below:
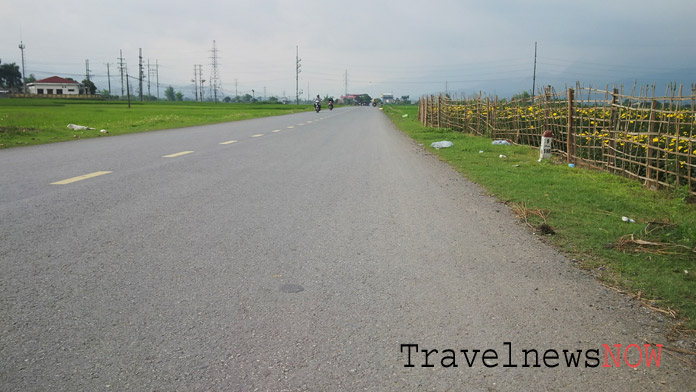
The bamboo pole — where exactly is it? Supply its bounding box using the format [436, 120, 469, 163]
[608, 87, 619, 173]
[567, 88, 575, 163]
[674, 85, 683, 188]
[646, 100, 657, 189]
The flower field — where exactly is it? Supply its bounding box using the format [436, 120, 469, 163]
[419, 85, 696, 195]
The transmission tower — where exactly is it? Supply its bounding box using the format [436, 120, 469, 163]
[198, 65, 205, 102]
[138, 48, 144, 101]
[192, 65, 199, 101]
[209, 40, 221, 102]
[155, 60, 160, 100]
[147, 60, 158, 99]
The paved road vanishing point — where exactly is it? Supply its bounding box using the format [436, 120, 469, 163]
[2, 107, 694, 391]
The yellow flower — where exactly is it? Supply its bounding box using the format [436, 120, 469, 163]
[653, 137, 659, 143]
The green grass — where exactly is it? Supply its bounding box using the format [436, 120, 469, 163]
[384, 105, 696, 329]
[0, 98, 312, 148]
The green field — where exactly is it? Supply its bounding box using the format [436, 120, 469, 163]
[0, 98, 312, 148]
[383, 105, 696, 330]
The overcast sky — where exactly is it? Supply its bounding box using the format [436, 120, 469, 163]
[3, 0, 695, 100]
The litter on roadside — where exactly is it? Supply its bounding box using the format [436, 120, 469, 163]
[499, 154, 507, 158]
[431, 141, 454, 149]
[492, 139, 511, 145]
[621, 216, 636, 223]
[67, 124, 95, 130]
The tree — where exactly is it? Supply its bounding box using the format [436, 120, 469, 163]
[164, 86, 176, 101]
[267, 96, 278, 103]
[512, 91, 531, 103]
[223, 96, 231, 103]
[26, 74, 37, 83]
[175, 91, 184, 101]
[0, 61, 23, 90]
[82, 79, 97, 95]
[242, 93, 252, 102]
[99, 89, 119, 100]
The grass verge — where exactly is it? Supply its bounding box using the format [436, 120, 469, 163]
[383, 105, 696, 330]
[0, 98, 312, 148]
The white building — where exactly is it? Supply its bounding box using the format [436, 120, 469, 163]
[380, 93, 394, 104]
[27, 76, 81, 95]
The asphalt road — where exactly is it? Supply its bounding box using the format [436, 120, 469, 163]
[1, 107, 694, 391]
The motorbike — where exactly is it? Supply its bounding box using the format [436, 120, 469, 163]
[328, 102, 334, 110]
[314, 101, 321, 113]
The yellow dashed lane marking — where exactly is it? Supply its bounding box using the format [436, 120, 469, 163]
[51, 171, 112, 185]
[287, 126, 295, 129]
[163, 151, 194, 158]
[251, 134, 264, 138]
[272, 130, 281, 133]
[219, 140, 238, 145]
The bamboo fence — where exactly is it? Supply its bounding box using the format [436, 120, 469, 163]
[418, 84, 696, 196]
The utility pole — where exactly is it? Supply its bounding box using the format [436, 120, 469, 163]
[295, 46, 301, 105]
[138, 48, 144, 101]
[235, 79, 238, 99]
[18, 41, 26, 94]
[344, 69, 348, 97]
[126, 69, 131, 108]
[532, 41, 538, 103]
[85, 59, 91, 81]
[118, 49, 125, 97]
[105, 62, 111, 98]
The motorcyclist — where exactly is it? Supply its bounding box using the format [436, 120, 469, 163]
[314, 95, 321, 112]
[328, 98, 334, 110]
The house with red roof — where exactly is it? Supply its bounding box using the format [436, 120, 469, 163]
[27, 76, 81, 95]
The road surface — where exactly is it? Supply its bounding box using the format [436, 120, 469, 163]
[1, 107, 694, 390]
